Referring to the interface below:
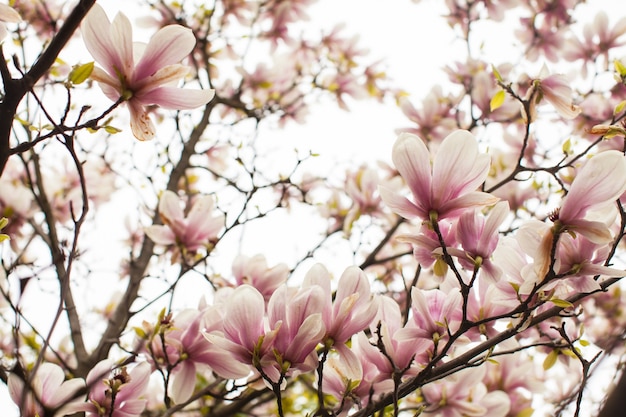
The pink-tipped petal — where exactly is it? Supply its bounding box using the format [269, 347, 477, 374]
[139, 86, 215, 110]
[134, 25, 196, 81]
[432, 130, 490, 207]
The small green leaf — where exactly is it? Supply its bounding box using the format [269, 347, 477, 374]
[104, 125, 122, 134]
[579, 339, 590, 347]
[614, 100, 626, 115]
[550, 298, 573, 308]
[491, 64, 503, 83]
[69, 62, 94, 85]
[543, 349, 559, 370]
[490, 90, 506, 112]
[615, 59, 626, 77]
[562, 138, 572, 155]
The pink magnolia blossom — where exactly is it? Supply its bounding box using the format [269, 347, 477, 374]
[397, 89, 459, 143]
[380, 130, 497, 222]
[303, 264, 378, 346]
[447, 201, 509, 282]
[551, 233, 625, 294]
[398, 220, 457, 277]
[8, 363, 85, 417]
[204, 285, 277, 379]
[398, 287, 463, 350]
[232, 254, 289, 301]
[534, 71, 581, 120]
[0, 3, 20, 40]
[370, 296, 431, 372]
[421, 366, 510, 417]
[266, 284, 326, 380]
[555, 150, 626, 243]
[73, 360, 151, 417]
[145, 190, 224, 253]
[148, 308, 248, 403]
[82, 4, 215, 141]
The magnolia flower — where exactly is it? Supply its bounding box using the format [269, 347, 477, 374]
[380, 130, 497, 222]
[232, 254, 289, 301]
[204, 285, 276, 379]
[0, 4, 21, 40]
[8, 363, 85, 417]
[73, 360, 151, 417]
[267, 284, 326, 380]
[554, 150, 626, 243]
[524, 67, 581, 121]
[82, 4, 215, 141]
[448, 201, 509, 282]
[303, 264, 378, 345]
[421, 367, 511, 417]
[145, 190, 224, 253]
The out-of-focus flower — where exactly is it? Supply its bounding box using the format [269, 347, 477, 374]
[145, 190, 224, 254]
[82, 4, 214, 140]
[232, 254, 289, 301]
[524, 67, 581, 121]
[0, 4, 21, 40]
[8, 362, 85, 417]
[421, 366, 511, 417]
[72, 359, 150, 417]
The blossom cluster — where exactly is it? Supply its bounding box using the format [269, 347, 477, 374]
[3, 0, 626, 417]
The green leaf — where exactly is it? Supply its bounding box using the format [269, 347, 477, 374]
[491, 64, 503, 83]
[615, 59, 626, 77]
[104, 125, 122, 134]
[550, 298, 573, 308]
[490, 90, 506, 112]
[614, 100, 626, 115]
[562, 138, 572, 155]
[543, 349, 559, 370]
[69, 62, 94, 85]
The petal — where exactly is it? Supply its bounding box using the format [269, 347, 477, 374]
[379, 185, 423, 219]
[138, 86, 215, 110]
[560, 151, 626, 222]
[223, 285, 266, 349]
[128, 101, 156, 141]
[134, 25, 196, 81]
[285, 313, 325, 364]
[144, 225, 176, 245]
[391, 133, 431, 214]
[135, 64, 189, 93]
[110, 11, 135, 76]
[432, 130, 490, 209]
[158, 191, 184, 224]
[82, 4, 124, 77]
[568, 218, 614, 244]
[477, 200, 509, 251]
[170, 361, 196, 404]
[0, 4, 21, 23]
[438, 191, 499, 219]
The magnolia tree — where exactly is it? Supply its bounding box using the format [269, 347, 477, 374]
[3, 0, 626, 416]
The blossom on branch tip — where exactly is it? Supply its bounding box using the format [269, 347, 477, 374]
[380, 130, 497, 222]
[81, 4, 215, 141]
[145, 190, 224, 255]
[554, 150, 626, 243]
[72, 360, 150, 417]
